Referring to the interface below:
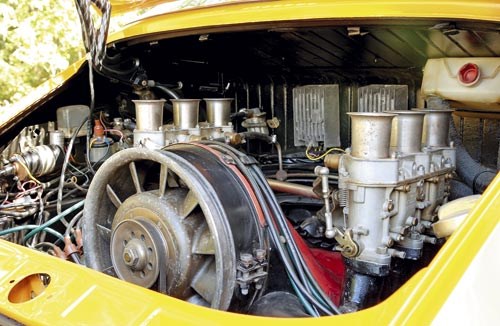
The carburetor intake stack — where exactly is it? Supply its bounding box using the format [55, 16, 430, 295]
[202, 98, 234, 138]
[164, 99, 235, 143]
[205, 98, 233, 127]
[349, 112, 395, 159]
[390, 110, 425, 154]
[172, 99, 200, 130]
[133, 99, 166, 148]
[416, 108, 456, 223]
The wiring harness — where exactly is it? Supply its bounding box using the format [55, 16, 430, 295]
[200, 141, 341, 316]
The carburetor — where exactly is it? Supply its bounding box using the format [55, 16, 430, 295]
[132, 98, 235, 148]
[334, 108, 455, 310]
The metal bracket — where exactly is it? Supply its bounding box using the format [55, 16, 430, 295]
[239, 155, 258, 165]
[333, 227, 359, 258]
[221, 155, 235, 165]
[236, 251, 268, 295]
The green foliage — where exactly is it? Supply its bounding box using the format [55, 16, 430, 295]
[0, 0, 230, 110]
[0, 0, 84, 107]
[179, 0, 209, 9]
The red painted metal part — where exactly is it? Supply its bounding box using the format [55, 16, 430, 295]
[288, 221, 345, 305]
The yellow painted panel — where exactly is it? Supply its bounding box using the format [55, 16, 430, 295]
[109, 0, 500, 43]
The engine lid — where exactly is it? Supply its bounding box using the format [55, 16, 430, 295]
[110, 0, 174, 15]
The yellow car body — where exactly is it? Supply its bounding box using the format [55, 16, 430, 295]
[0, 1, 498, 324]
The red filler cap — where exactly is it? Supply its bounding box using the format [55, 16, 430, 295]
[458, 63, 480, 86]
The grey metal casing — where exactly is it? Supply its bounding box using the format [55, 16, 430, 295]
[293, 85, 340, 147]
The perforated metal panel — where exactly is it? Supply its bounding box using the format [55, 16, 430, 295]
[293, 85, 340, 147]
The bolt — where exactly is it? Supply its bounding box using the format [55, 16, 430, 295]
[422, 235, 437, 244]
[406, 216, 419, 227]
[386, 201, 394, 212]
[397, 184, 411, 192]
[421, 221, 433, 229]
[390, 233, 404, 242]
[240, 253, 254, 267]
[123, 248, 138, 267]
[429, 177, 439, 184]
[254, 249, 266, 262]
[388, 249, 406, 259]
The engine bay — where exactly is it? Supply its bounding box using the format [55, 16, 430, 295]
[0, 19, 498, 317]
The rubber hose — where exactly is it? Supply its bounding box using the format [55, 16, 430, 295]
[449, 120, 496, 193]
[154, 85, 180, 99]
[449, 179, 474, 200]
[426, 96, 496, 194]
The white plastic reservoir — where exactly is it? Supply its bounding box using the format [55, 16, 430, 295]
[421, 58, 500, 111]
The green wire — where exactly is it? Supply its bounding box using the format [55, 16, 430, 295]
[284, 245, 331, 310]
[290, 276, 318, 317]
[22, 200, 85, 244]
[0, 225, 64, 242]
